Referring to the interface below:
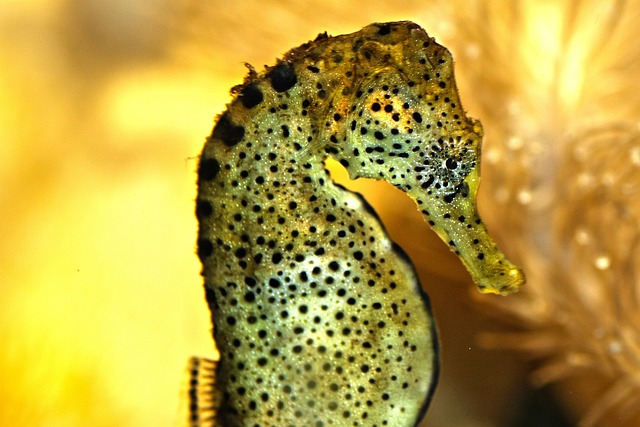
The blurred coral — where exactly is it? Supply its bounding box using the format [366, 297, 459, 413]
[451, 1, 640, 426]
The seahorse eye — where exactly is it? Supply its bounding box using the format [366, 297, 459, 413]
[444, 158, 458, 170]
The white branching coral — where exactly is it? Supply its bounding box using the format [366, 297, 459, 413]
[451, 1, 640, 425]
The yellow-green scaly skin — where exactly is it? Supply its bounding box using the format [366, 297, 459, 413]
[195, 21, 524, 427]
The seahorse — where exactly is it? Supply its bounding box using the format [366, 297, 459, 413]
[191, 21, 525, 427]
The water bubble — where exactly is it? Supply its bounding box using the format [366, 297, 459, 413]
[516, 189, 532, 205]
[594, 255, 611, 270]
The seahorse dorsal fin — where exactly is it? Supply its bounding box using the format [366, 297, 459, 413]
[185, 357, 219, 427]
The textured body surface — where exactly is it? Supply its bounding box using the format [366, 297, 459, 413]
[194, 22, 524, 427]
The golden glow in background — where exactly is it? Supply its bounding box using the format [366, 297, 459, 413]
[2, 1, 639, 426]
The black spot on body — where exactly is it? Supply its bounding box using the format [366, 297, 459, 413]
[198, 158, 221, 181]
[269, 278, 281, 288]
[268, 64, 298, 92]
[240, 83, 264, 108]
[377, 24, 391, 35]
[421, 175, 435, 189]
[204, 286, 218, 308]
[195, 199, 213, 217]
[212, 112, 245, 147]
[197, 238, 213, 259]
[244, 291, 256, 302]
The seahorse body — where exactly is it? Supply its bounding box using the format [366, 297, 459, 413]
[193, 21, 524, 427]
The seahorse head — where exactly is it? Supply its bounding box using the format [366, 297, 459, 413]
[315, 22, 524, 294]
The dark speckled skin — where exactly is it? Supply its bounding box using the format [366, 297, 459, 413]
[193, 21, 524, 427]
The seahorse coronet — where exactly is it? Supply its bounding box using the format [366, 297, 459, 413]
[193, 21, 524, 427]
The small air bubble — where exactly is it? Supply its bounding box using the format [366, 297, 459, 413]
[494, 187, 509, 203]
[516, 189, 532, 205]
[574, 228, 590, 245]
[573, 144, 588, 162]
[602, 173, 615, 187]
[484, 148, 500, 165]
[434, 20, 455, 39]
[607, 340, 622, 355]
[506, 100, 521, 116]
[631, 146, 640, 166]
[465, 43, 481, 59]
[506, 136, 524, 150]
[576, 173, 593, 189]
[594, 255, 610, 270]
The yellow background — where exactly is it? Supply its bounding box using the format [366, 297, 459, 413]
[4, 1, 638, 426]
